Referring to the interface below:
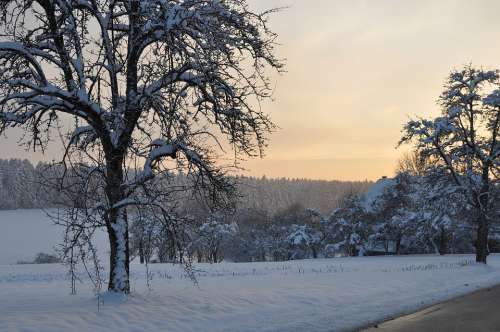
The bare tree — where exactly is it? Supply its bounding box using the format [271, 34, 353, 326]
[400, 65, 500, 263]
[0, 0, 283, 292]
[396, 150, 430, 176]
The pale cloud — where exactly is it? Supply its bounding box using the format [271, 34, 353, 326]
[242, 0, 500, 180]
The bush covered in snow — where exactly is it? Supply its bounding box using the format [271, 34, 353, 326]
[17, 252, 61, 265]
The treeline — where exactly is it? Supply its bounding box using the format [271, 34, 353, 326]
[234, 176, 372, 214]
[129, 165, 500, 264]
[0, 159, 60, 210]
[0, 158, 372, 214]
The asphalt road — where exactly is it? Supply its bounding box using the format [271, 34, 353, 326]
[362, 285, 500, 332]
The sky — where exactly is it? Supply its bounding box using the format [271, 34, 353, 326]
[2, 0, 500, 181]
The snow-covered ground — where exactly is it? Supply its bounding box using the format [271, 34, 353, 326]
[3, 209, 500, 331]
[0, 209, 108, 264]
[2, 255, 500, 332]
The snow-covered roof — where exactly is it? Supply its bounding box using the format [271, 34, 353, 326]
[362, 177, 396, 212]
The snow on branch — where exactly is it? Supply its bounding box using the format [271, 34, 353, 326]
[0, 42, 48, 84]
[127, 138, 204, 189]
[400, 65, 500, 204]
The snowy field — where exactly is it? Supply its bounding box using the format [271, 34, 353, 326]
[3, 210, 500, 331]
[0, 209, 108, 264]
[3, 255, 500, 331]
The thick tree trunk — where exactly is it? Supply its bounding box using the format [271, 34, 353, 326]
[107, 208, 131, 292]
[476, 213, 489, 264]
[105, 154, 130, 293]
[475, 179, 490, 264]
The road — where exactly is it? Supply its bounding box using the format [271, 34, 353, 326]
[363, 285, 500, 332]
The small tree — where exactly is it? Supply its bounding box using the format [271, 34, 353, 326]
[400, 65, 500, 263]
[34, 252, 62, 264]
[412, 174, 472, 255]
[196, 214, 236, 263]
[369, 173, 417, 254]
[323, 195, 370, 257]
[396, 150, 430, 177]
[286, 224, 321, 259]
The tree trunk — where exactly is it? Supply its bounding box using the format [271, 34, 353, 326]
[438, 227, 447, 256]
[107, 208, 130, 292]
[139, 239, 145, 264]
[476, 178, 490, 264]
[197, 250, 202, 263]
[169, 241, 176, 262]
[178, 243, 184, 263]
[212, 247, 218, 263]
[312, 246, 317, 259]
[395, 237, 402, 255]
[105, 154, 130, 293]
[476, 212, 489, 264]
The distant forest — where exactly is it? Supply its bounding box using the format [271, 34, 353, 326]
[0, 159, 373, 213]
